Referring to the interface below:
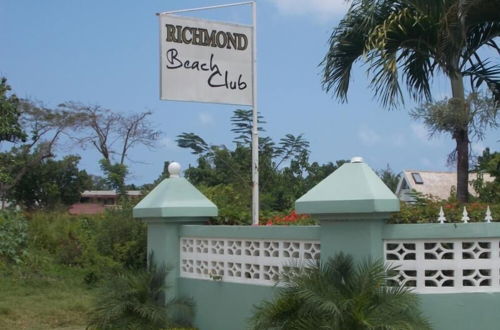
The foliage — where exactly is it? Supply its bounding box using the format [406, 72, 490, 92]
[411, 93, 499, 164]
[250, 253, 431, 330]
[27, 210, 146, 273]
[391, 197, 500, 224]
[0, 98, 83, 203]
[58, 102, 161, 191]
[7, 155, 91, 210]
[87, 261, 195, 330]
[175, 109, 347, 224]
[261, 210, 317, 226]
[321, 0, 500, 203]
[0, 77, 26, 143]
[0, 211, 28, 264]
[322, 0, 500, 107]
[472, 148, 500, 203]
[99, 159, 129, 195]
[376, 165, 400, 193]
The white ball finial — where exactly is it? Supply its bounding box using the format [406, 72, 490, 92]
[351, 156, 364, 163]
[168, 162, 181, 178]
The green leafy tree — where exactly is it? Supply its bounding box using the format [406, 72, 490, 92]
[250, 253, 431, 330]
[0, 100, 82, 206]
[472, 148, 500, 203]
[322, 0, 500, 203]
[377, 165, 400, 193]
[99, 159, 128, 196]
[175, 110, 318, 223]
[0, 77, 26, 143]
[87, 261, 194, 330]
[8, 155, 91, 210]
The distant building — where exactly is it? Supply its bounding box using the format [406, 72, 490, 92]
[395, 170, 494, 202]
[69, 190, 142, 215]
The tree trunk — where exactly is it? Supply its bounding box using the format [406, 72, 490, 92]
[450, 72, 469, 203]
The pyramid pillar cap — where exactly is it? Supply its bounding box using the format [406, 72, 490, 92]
[133, 162, 218, 219]
[295, 157, 399, 216]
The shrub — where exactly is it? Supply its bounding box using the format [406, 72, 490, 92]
[87, 262, 195, 329]
[0, 211, 29, 264]
[391, 196, 500, 224]
[250, 253, 431, 329]
[26, 210, 147, 270]
[261, 210, 317, 226]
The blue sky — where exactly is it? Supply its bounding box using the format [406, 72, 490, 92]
[1, 0, 498, 185]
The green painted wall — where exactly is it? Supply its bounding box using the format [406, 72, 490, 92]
[147, 222, 181, 299]
[383, 222, 500, 239]
[180, 225, 321, 240]
[420, 293, 500, 330]
[148, 222, 500, 329]
[179, 278, 277, 330]
[320, 219, 385, 263]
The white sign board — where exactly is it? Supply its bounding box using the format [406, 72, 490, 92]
[160, 15, 253, 106]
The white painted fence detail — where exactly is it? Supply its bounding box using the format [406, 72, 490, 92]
[385, 239, 500, 293]
[180, 237, 320, 286]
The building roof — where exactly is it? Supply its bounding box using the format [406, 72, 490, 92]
[396, 170, 494, 200]
[81, 190, 142, 197]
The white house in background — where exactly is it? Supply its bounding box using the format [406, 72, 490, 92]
[395, 170, 494, 202]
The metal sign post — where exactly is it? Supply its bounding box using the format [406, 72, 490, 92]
[157, 1, 259, 225]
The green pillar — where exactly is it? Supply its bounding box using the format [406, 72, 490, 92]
[295, 157, 399, 263]
[133, 162, 218, 299]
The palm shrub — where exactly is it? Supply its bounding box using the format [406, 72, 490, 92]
[87, 261, 195, 329]
[250, 253, 431, 330]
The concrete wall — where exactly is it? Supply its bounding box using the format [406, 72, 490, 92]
[145, 221, 500, 330]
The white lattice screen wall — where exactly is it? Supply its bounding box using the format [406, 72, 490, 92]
[180, 237, 320, 286]
[385, 239, 500, 293]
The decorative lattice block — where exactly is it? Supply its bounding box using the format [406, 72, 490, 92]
[385, 239, 500, 293]
[180, 237, 320, 286]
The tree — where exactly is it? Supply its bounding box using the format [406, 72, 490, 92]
[322, 0, 500, 203]
[250, 253, 431, 330]
[0, 77, 26, 143]
[472, 147, 500, 203]
[175, 109, 315, 223]
[0, 100, 82, 205]
[377, 165, 400, 193]
[59, 102, 161, 195]
[411, 92, 499, 165]
[87, 262, 194, 329]
[8, 155, 91, 210]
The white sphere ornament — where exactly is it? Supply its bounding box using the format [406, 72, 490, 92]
[168, 162, 181, 178]
[351, 156, 364, 163]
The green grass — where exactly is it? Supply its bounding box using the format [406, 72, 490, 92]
[0, 264, 98, 330]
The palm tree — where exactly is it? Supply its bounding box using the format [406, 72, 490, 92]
[322, 0, 500, 203]
[87, 262, 194, 330]
[250, 254, 431, 330]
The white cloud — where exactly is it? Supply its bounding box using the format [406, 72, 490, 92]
[198, 112, 215, 126]
[268, 0, 350, 20]
[160, 136, 177, 150]
[357, 126, 381, 146]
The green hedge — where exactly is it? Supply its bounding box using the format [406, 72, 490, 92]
[391, 200, 500, 224]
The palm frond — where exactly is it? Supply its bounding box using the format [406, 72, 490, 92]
[250, 253, 431, 329]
